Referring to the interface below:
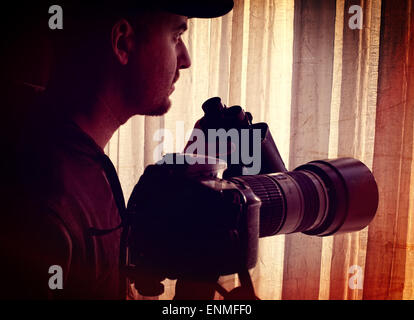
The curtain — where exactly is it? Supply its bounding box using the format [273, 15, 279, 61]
[364, 0, 414, 300]
[106, 0, 414, 300]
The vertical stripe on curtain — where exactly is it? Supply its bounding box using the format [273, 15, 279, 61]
[364, 0, 414, 300]
[328, 0, 381, 300]
[282, 0, 336, 300]
[106, 0, 414, 299]
[242, 0, 294, 300]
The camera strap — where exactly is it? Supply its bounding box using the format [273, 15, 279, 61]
[215, 269, 259, 300]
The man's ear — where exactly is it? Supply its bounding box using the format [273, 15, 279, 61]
[111, 19, 135, 65]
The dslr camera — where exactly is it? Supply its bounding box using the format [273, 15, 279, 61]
[124, 97, 379, 299]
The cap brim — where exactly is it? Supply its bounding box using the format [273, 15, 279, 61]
[58, 1, 234, 20]
[162, 0, 234, 18]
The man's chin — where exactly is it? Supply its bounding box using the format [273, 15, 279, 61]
[146, 99, 172, 116]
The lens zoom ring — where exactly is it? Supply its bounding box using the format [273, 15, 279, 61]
[286, 171, 320, 232]
[231, 175, 285, 237]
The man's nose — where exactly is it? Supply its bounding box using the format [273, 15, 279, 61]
[178, 41, 191, 69]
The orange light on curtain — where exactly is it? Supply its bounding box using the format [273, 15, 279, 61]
[364, 0, 414, 300]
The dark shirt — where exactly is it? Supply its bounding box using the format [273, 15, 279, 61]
[2, 121, 125, 299]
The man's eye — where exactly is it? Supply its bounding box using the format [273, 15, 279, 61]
[174, 32, 184, 42]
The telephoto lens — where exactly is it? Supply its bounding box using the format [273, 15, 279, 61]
[228, 157, 379, 237]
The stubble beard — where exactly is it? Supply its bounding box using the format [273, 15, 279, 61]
[145, 97, 172, 116]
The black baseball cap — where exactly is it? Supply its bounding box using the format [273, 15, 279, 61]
[71, 0, 234, 19]
[145, 0, 234, 18]
[11, 1, 234, 25]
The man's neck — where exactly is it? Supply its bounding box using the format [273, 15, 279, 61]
[72, 95, 126, 149]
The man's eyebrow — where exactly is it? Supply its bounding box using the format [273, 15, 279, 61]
[174, 22, 188, 32]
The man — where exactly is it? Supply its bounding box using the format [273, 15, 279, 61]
[1, 1, 233, 299]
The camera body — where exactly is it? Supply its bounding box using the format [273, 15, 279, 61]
[127, 154, 260, 280]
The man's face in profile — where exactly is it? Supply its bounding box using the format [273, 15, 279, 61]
[123, 12, 192, 116]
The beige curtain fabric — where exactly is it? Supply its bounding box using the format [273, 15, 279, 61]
[282, 0, 337, 300]
[364, 0, 414, 300]
[106, 0, 414, 299]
